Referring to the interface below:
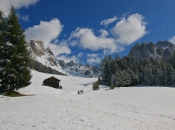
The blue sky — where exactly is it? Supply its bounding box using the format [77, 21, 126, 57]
[1, 0, 175, 65]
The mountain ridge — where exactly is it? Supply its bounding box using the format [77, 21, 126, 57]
[128, 40, 175, 61]
[27, 40, 101, 77]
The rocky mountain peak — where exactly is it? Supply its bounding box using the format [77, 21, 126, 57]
[45, 47, 54, 56]
[27, 40, 58, 67]
[28, 40, 45, 57]
[128, 41, 175, 61]
[156, 40, 174, 50]
[66, 60, 76, 67]
[27, 40, 101, 77]
[27, 40, 54, 56]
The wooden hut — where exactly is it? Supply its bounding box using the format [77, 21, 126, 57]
[43, 76, 60, 88]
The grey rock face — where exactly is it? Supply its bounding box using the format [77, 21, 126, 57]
[84, 70, 91, 76]
[93, 65, 99, 73]
[27, 40, 57, 67]
[57, 60, 66, 68]
[29, 40, 45, 56]
[128, 41, 175, 61]
[45, 47, 54, 56]
[66, 60, 76, 67]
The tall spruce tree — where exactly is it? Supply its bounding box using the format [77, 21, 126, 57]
[0, 11, 16, 91]
[116, 69, 122, 87]
[102, 61, 110, 85]
[109, 60, 117, 77]
[122, 70, 130, 86]
[155, 68, 164, 86]
[0, 10, 5, 90]
[144, 64, 154, 85]
[164, 64, 173, 86]
[0, 7, 31, 92]
[172, 69, 175, 86]
[115, 53, 120, 61]
[110, 74, 117, 87]
[172, 51, 175, 69]
[127, 68, 137, 86]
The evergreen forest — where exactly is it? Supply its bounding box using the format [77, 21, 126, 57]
[99, 53, 175, 87]
[29, 59, 66, 76]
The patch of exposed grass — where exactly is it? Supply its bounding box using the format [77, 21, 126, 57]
[4, 91, 28, 97]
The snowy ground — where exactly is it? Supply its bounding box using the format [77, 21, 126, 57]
[0, 70, 175, 130]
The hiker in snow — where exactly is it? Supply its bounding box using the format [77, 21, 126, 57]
[78, 91, 80, 94]
[80, 90, 83, 94]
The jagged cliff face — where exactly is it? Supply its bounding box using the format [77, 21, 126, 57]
[27, 40, 100, 77]
[27, 40, 57, 67]
[128, 41, 175, 61]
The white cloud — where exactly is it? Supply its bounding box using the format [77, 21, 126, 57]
[111, 13, 148, 45]
[78, 52, 84, 58]
[68, 13, 147, 55]
[20, 15, 29, 21]
[57, 52, 84, 64]
[99, 29, 109, 38]
[57, 55, 78, 63]
[48, 42, 71, 56]
[17, 13, 29, 21]
[0, 0, 39, 16]
[169, 36, 175, 44]
[87, 53, 102, 64]
[25, 18, 71, 56]
[100, 16, 118, 26]
[70, 40, 78, 47]
[87, 53, 99, 57]
[69, 28, 122, 54]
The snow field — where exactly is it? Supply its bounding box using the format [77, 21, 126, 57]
[0, 70, 175, 130]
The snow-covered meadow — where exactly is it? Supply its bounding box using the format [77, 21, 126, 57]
[0, 70, 175, 130]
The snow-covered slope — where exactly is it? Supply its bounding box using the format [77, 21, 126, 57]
[0, 70, 175, 130]
[27, 40, 101, 77]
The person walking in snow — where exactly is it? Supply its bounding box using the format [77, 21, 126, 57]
[80, 90, 83, 94]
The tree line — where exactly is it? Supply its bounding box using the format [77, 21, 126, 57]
[99, 52, 175, 88]
[29, 59, 66, 76]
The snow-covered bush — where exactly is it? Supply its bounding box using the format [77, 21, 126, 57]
[92, 81, 99, 90]
[110, 84, 115, 89]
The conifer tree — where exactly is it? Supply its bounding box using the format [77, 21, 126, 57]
[164, 64, 173, 86]
[109, 60, 117, 77]
[116, 69, 122, 87]
[0, 10, 5, 90]
[127, 68, 136, 86]
[1, 42, 12, 90]
[155, 68, 164, 86]
[98, 76, 102, 84]
[172, 51, 175, 69]
[144, 64, 154, 85]
[172, 69, 175, 86]
[115, 53, 120, 61]
[110, 74, 117, 87]
[122, 70, 130, 86]
[139, 64, 145, 83]
[102, 61, 110, 85]
[0, 7, 31, 92]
